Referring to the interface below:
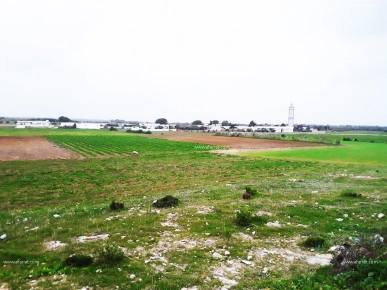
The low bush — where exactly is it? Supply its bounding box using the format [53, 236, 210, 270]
[340, 189, 362, 198]
[301, 236, 326, 248]
[234, 211, 267, 227]
[153, 195, 179, 208]
[109, 127, 118, 131]
[64, 255, 93, 267]
[245, 186, 258, 196]
[95, 242, 125, 267]
[110, 200, 124, 210]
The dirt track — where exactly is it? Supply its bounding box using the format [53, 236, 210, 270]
[150, 133, 322, 150]
[0, 136, 80, 161]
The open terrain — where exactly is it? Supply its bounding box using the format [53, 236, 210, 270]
[0, 129, 386, 289]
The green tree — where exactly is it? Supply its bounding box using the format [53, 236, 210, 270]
[192, 120, 203, 125]
[210, 120, 219, 125]
[58, 116, 71, 122]
[249, 120, 257, 127]
[155, 118, 168, 124]
[221, 120, 229, 126]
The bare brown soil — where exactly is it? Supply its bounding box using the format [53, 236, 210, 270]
[150, 132, 322, 150]
[0, 136, 80, 161]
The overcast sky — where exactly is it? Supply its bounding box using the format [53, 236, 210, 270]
[1, 0, 386, 125]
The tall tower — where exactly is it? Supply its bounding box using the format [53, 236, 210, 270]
[288, 103, 294, 127]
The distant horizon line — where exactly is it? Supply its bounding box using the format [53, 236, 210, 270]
[1, 116, 386, 127]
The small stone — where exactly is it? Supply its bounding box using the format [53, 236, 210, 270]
[378, 213, 384, 219]
[224, 250, 230, 256]
[212, 252, 223, 259]
[343, 214, 348, 218]
[241, 260, 252, 265]
[262, 267, 268, 273]
[247, 255, 252, 260]
[335, 218, 343, 222]
[311, 191, 318, 194]
[53, 214, 61, 218]
[96, 269, 102, 273]
[0, 234, 6, 240]
[129, 274, 136, 280]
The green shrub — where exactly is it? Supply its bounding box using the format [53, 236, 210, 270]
[245, 186, 258, 196]
[109, 127, 117, 131]
[340, 189, 362, 198]
[65, 255, 93, 267]
[144, 130, 152, 134]
[110, 200, 124, 210]
[234, 211, 267, 227]
[153, 195, 180, 208]
[235, 211, 253, 227]
[95, 242, 125, 267]
[301, 236, 326, 248]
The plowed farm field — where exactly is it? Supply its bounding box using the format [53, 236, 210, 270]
[149, 132, 322, 152]
[0, 136, 80, 161]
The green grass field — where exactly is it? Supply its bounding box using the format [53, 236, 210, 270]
[240, 141, 387, 165]
[0, 129, 386, 289]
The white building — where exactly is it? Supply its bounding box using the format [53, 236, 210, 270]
[16, 120, 54, 129]
[128, 123, 174, 132]
[59, 122, 105, 129]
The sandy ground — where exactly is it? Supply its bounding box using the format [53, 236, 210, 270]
[0, 136, 80, 161]
[150, 132, 322, 151]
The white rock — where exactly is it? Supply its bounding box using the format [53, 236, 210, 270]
[378, 213, 384, 219]
[247, 255, 252, 260]
[262, 267, 268, 273]
[129, 274, 136, 280]
[343, 214, 348, 218]
[23, 218, 28, 222]
[53, 214, 61, 218]
[241, 260, 252, 265]
[306, 254, 333, 266]
[212, 252, 223, 259]
[266, 221, 281, 227]
[335, 218, 343, 222]
[0, 234, 6, 240]
[96, 269, 102, 273]
[311, 191, 318, 194]
[224, 250, 230, 256]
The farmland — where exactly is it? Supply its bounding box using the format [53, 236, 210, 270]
[0, 129, 386, 289]
[240, 141, 387, 165]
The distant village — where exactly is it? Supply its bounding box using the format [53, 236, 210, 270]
[1, 102, 386, 133]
